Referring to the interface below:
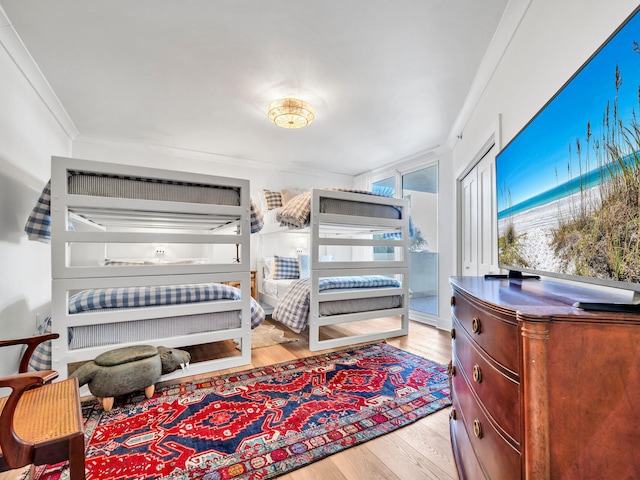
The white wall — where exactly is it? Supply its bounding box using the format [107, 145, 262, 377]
[0, 18, 72, 375]
[453, 0, 639, 174]
[437, 149, 454, 329]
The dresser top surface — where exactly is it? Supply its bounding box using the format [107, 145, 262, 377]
[450, 276, 640, 322]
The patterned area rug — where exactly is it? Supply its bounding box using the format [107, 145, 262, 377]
[246, 322, 299, 349]
[33, 342, 450, 480]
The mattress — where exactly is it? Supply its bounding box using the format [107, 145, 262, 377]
[276, 189, 402, 229]
[319, 197, 401, 219]
[68, 310, 241, 350]
[68, 171, 241, 205]
[318, 294, 403, 316]
[262, 274, 402, 314]
[272, 275, 404, 333]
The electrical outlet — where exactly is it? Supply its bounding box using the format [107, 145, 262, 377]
[295, 247, 303, 254]
[155, 246, 166, 255]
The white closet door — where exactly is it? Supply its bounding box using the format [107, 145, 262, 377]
[477, 149, 498, 275]
[461, 145, 499, 276]
[461, 170, 478, 275]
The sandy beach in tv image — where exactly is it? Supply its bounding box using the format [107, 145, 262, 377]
[497, 185, 601, 274]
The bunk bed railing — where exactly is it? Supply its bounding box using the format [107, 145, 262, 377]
[308, 188, 410, 351]
[49, 156, 254, 380]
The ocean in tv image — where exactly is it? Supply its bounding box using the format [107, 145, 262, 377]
[496, 7, 640, 284]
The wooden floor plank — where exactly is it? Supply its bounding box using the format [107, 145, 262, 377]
[362, 428, 457, 480]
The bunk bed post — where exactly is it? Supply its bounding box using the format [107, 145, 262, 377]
[308, 190, 321, 349]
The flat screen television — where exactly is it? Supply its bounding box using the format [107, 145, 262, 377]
[495, 5, 640, 311]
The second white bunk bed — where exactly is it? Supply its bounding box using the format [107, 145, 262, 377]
[48, 156, 264, 381]
[258, 188, 410, 351]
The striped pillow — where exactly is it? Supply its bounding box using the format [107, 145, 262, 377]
[273, 255, 299, 280]
[262, 189, 283, 210]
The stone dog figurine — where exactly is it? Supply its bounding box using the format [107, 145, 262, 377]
[70, 344, 190, 411]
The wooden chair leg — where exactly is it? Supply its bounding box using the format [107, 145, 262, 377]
[68, 433, 86, 480]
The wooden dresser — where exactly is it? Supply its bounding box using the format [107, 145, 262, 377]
[449, 276, 640, 480]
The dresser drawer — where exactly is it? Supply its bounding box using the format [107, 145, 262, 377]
[452, 290, 518, 373]
[452, 372, 521, 480]
[451, 395, 488, 480]
[452, 317, 521, 444]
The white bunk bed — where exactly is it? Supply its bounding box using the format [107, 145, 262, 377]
[258, 188, 410, 351]
[47, 156, 263, 380]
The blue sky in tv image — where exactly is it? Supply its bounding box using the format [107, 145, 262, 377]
[496, 7, 640, 218]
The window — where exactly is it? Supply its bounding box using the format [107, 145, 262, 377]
[374, 164, 439, 323]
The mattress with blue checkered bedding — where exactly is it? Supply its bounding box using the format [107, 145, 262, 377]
[275, 188, 403, 229]
[24, 177, 264, 243]
[271, 275, 403, 334]
[29, 283, 265, 371]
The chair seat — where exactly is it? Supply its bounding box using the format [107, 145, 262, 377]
[0, 378, 84, 475]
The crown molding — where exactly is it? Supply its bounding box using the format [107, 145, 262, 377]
[0, 6, 78, 140]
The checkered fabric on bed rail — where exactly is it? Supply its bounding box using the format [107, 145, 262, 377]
[68, 283, 238, 313]
[272, 275, 401, 333]
[24, 180, 264, 243]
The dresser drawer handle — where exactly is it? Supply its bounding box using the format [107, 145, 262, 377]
[450, 409, 457, 420]
[473, 419, 483, 439]
[473, 364, 482, 383]
[448, 363, 456, 377]
[471, 317, 481, 334]
[450, 328, 456, 339]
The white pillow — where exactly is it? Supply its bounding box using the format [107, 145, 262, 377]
[281, 188, 306, 205]
[298, 254, 310, 278]
[263, 257, 275, 280]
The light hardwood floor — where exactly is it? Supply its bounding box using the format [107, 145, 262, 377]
[159, 318, 458, 480]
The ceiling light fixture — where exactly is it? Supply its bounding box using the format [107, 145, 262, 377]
[268, 97, 314, 129]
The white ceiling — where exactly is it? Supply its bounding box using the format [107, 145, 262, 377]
[1, 0, 508, 177]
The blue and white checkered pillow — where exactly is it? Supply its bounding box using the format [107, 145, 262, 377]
[27, 315, 55, 371]
[250, 198, 264, 233]
[273, 255, 299, 280]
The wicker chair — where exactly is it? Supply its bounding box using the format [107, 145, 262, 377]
[0, 334, 85, 480]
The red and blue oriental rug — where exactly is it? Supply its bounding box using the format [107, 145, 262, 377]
[35, 342, 450, 480]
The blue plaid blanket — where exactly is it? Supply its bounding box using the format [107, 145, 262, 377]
[29, 283, 265, 371]
[24, 180, 264, 243]
[271, 275, 401, 334]
[275, 188, 412, 237]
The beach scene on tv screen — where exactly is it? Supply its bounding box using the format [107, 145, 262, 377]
[497, 8, 640, 284]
